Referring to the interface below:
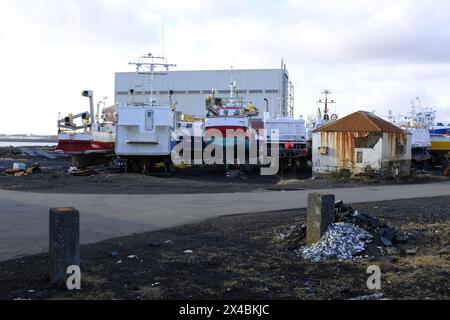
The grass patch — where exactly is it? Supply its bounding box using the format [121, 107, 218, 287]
[277, 179, 303, 186]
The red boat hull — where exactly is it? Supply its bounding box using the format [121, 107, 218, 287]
[205, 125, 249, 137]
[56, 140, 115, 155]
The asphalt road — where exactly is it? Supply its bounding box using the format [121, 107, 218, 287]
[1, 181, 449, 261]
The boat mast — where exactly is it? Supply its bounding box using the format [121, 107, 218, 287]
[229, 67, 235, 106]
[128, 53, 176, 106]
[317, 90, 335, 121]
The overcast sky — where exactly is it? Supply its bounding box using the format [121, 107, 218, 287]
[1, 0, 450, 134]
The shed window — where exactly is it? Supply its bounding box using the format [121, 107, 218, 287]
[318, 146, 328, 155]
[395, 139, 405, 155]
[356, 151, 363, 163]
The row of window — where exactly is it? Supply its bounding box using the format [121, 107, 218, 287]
[116, 89, 279, 95]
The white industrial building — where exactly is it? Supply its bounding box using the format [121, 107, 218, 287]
[115, 68, 293, 119]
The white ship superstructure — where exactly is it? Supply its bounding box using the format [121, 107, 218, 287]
[115, 53, 180, 172]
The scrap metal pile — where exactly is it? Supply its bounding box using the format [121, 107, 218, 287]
[276, 200, 411, 262]
[300, 223, 373, 262]
[303, 201, 410, 261]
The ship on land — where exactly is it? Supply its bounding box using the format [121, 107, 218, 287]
[387, 110, 431, 164]
[56, 90, 116, 167]
[114, 53, 181, 173]
[203, 64, 309, 173]
[204, 74, 260, 152]
[387, 97, 450, 168]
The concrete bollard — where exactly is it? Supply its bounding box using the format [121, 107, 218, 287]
[49, 207, 80, 285]
[306, 193, 335, 244]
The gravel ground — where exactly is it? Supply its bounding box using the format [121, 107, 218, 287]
[0, 196, 449, 300]
[0, 165, 447, 195]
[1, 146, 448, 195]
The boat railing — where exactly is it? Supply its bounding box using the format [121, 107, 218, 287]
[57, 111, 91, 132]
[120, 102, 174, 108]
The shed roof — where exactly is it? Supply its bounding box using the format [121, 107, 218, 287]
[313, 111, 405, 133]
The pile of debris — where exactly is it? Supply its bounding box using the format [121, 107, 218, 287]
[5, 162, 41, 177]
[301, 223, 373, 262]
[68, 166, 100, 177]
[276, 200, 412, 261]
[275, 224, 307, 250]
[334, 200, 408, 248]
[67, 163, 123, 176]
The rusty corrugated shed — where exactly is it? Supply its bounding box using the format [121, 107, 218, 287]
[314, 111, 405, 133]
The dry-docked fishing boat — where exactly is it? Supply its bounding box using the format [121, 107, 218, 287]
[56, 90, 116, 166]
[204, 76, 259, 149]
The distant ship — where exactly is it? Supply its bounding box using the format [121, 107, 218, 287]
[387, 97, 450, 165]
[387, 110, 431, 163]
[388, 98, 450, 152]
[429, 121, 450, 151]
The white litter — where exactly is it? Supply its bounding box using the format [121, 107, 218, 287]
[13, 162, 26, 171]
[300, 223, 373, 262]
